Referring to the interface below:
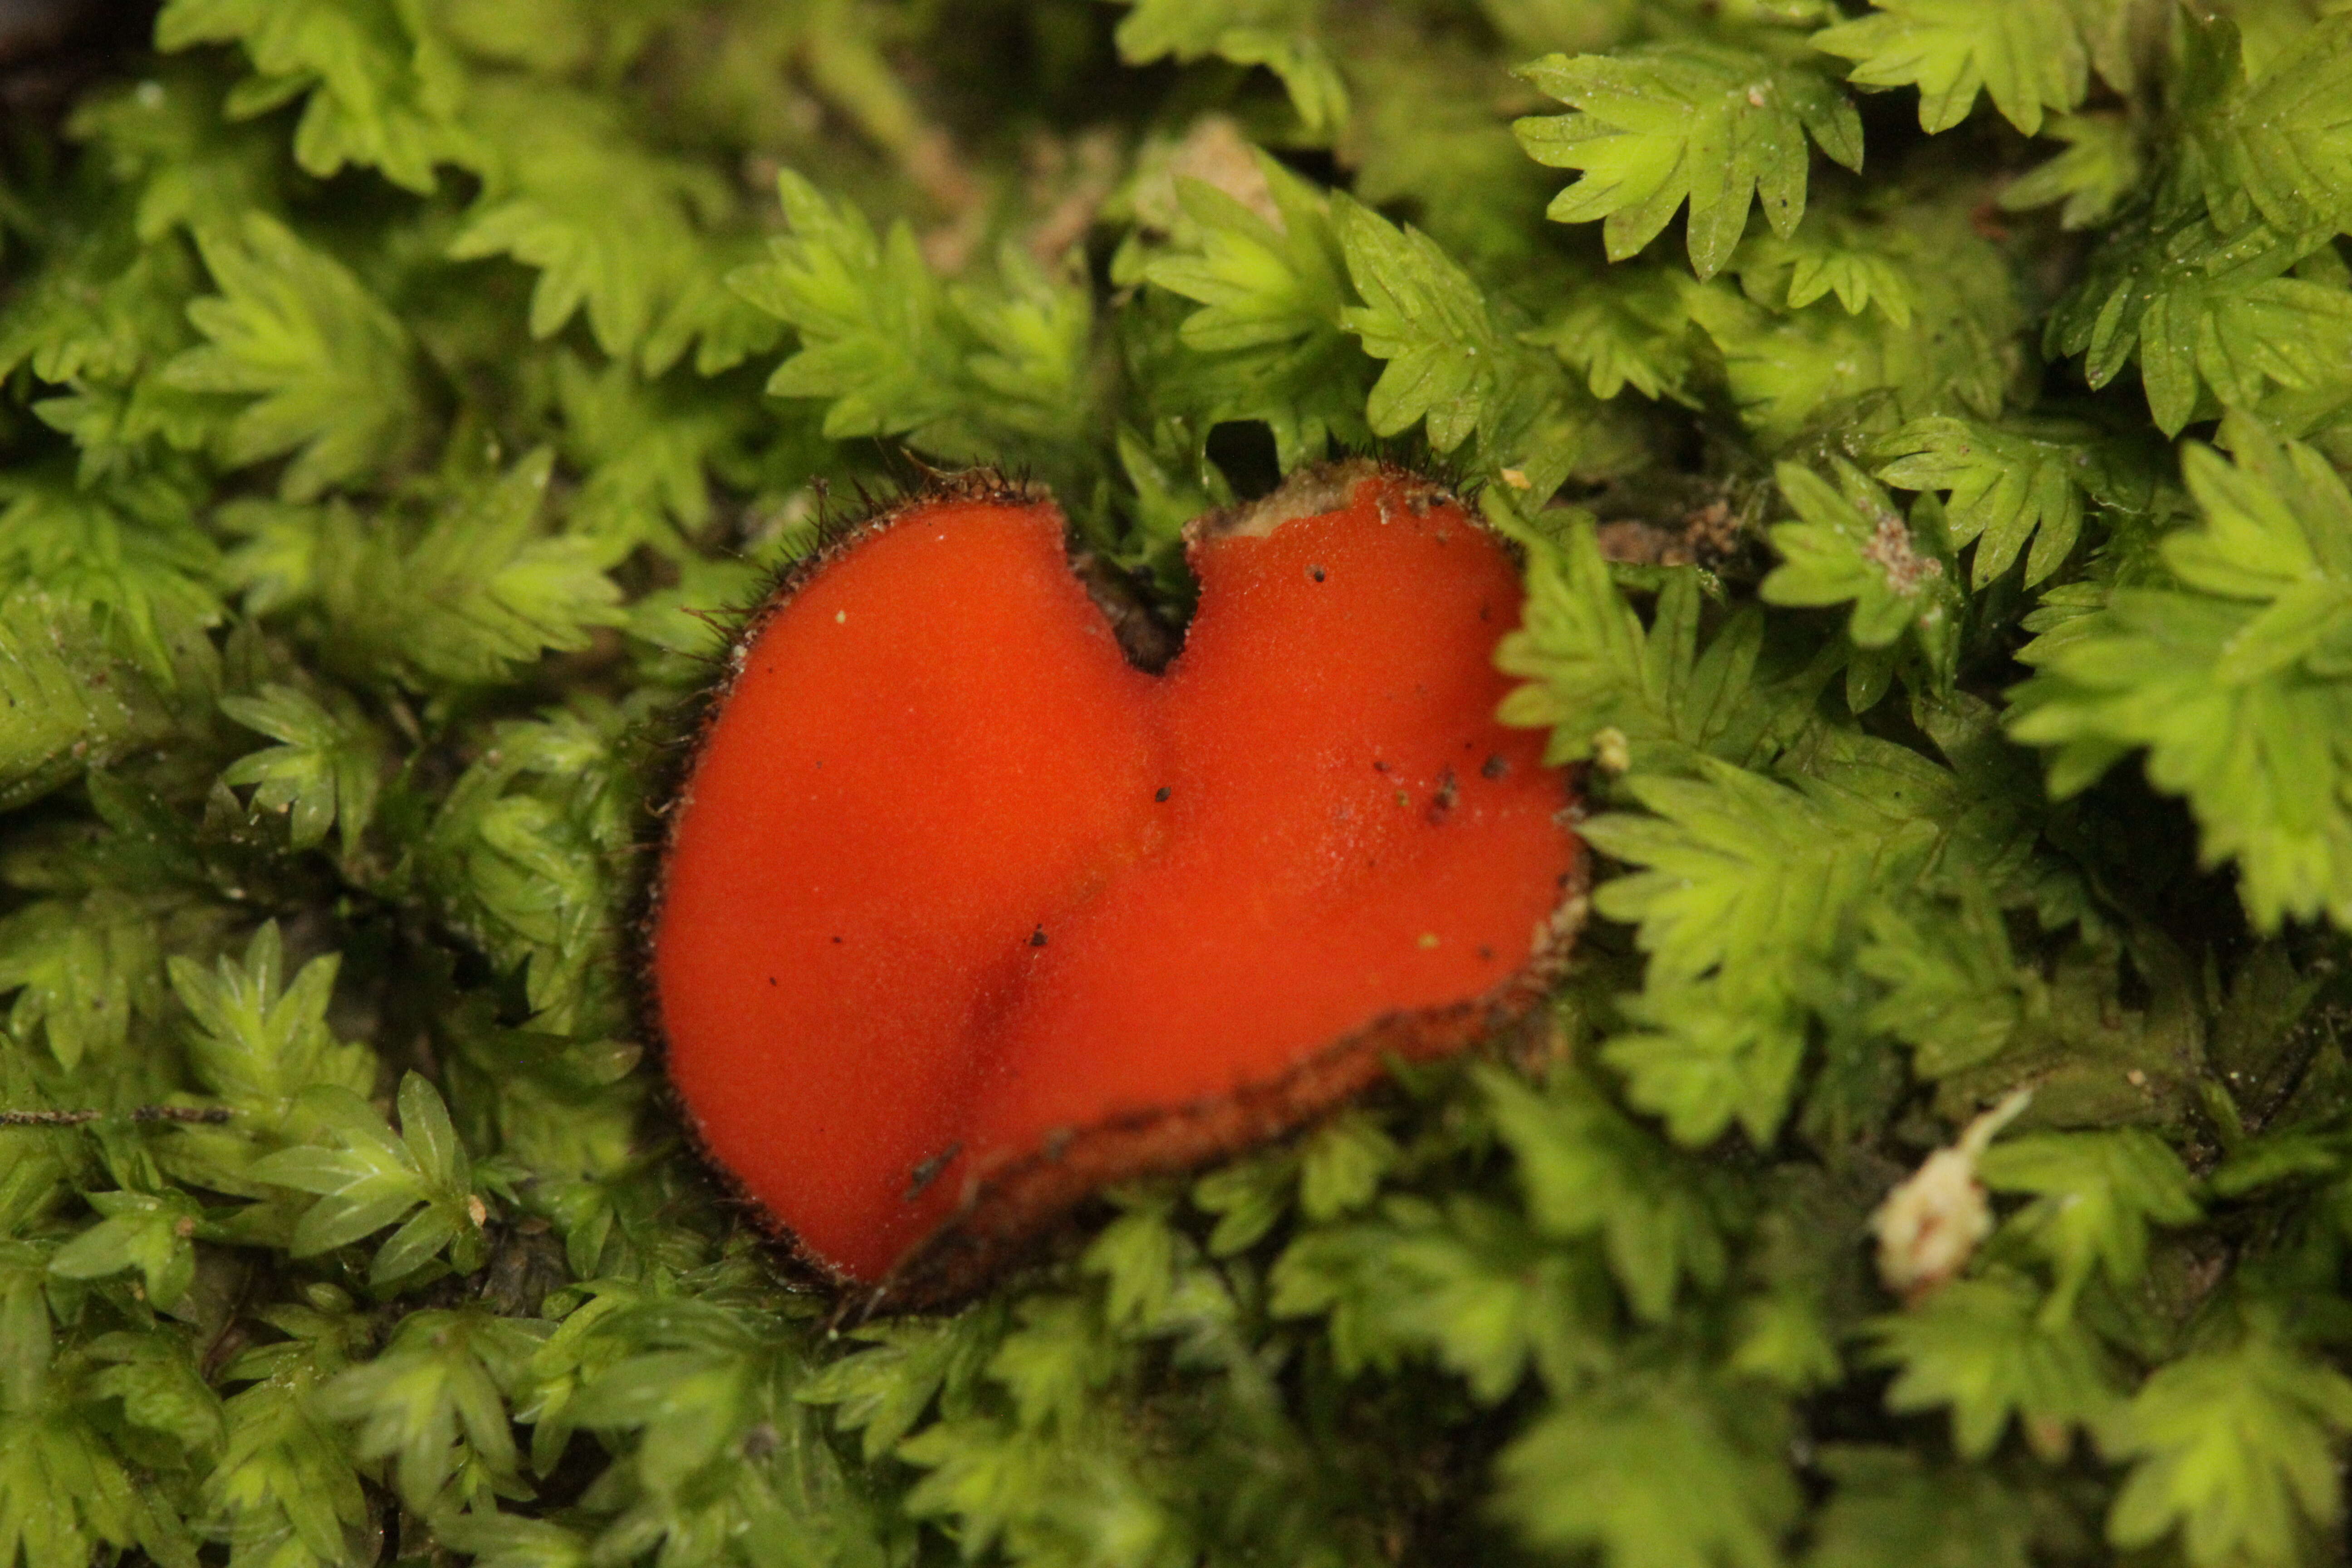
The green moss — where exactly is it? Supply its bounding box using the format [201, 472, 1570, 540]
[1, 2, 2350, 1565]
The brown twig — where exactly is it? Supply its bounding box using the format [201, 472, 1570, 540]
[0, 1105, 234, 1127]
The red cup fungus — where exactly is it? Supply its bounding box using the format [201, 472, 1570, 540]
[647, 460, 1585, 1303]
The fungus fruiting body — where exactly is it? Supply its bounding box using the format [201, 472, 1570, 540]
[649, 463, 1583, 1301]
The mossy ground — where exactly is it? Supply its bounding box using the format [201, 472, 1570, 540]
[1, 3, 2351, 1568]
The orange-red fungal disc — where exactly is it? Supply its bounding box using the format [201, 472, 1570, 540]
[648, 462, 1583, 1301]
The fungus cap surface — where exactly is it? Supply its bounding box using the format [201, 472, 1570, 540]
[650, 464, 1583, 1300]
